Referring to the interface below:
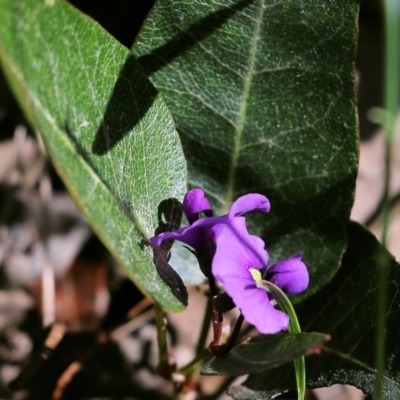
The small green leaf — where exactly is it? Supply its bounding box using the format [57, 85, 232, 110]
[201, 332, 328, 376]
[0, 0, 187, 311]
[231, 222, 400, 398]
[134, 0, 359, 295]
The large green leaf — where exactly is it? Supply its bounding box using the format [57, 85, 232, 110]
[0, 0, 188, 311]
[134, 0, 359, 294]
[229, 222, 400, 399]
[201, 332, 328, 376]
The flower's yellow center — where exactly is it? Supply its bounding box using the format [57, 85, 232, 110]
[250, 268, 262, 283]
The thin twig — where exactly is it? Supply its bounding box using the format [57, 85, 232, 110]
[110, 308, 155, 341]
[51, 333, 108, 400]
[126, 297, 153, 319]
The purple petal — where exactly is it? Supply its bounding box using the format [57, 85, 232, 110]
[228, 193, 270, 219]
[211, 217, 288, 333]
[239, 287, 290, 334]
[211, 217, 268, 284]
[266, 254, 309, 295]
[183, 189, 213, 224]
[218, 273, 289, 334]
[150, 216, 220, 251]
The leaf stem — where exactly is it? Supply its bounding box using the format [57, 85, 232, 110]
[260, 281, 305, 400]
[375, 0, 400, 398]
[154, 302, 171, 378]
[175, 297, 213, 389]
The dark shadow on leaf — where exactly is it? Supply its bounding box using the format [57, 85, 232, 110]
[154, 198, 183, 242]
[68, 0, 155, 49]
[152, 198, 188, 306]
[92, 54, 158, 155]
[137, 0, 255, 76]
[64, 124, 187, 307]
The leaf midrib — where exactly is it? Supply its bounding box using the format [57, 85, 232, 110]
[222, 0, 265, 212]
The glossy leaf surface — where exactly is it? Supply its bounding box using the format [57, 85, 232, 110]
[0, 0, 187, 311]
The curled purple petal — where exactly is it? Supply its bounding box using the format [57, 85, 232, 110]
[183, 188, 213, 224]
[228, 193, 270, 219]
[266, 254, 309, 295]
[150, 216, 221, 251]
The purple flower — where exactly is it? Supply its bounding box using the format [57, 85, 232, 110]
[211, 218, 309, 334]
[150, 188, 270, 254]
[151, 188, 309, 335]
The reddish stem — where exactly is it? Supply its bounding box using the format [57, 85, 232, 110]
[207, 276, 224, 352]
